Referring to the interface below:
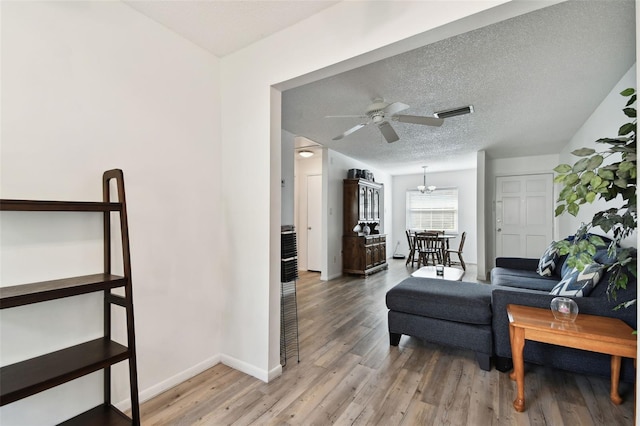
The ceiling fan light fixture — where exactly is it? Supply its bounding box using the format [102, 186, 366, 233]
[433, 105, 474, 119]
[298, 150, 314, 158]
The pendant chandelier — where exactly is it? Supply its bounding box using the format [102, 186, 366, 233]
[417, 166, 436, 193]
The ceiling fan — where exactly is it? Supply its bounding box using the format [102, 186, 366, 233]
[326, 98, 444, 143]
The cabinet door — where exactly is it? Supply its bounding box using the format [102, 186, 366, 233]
[365, 246, 373, 268]
[379, 242, 386, 263]
[368, 189, 374, 220]
[373, 189, 380, 221]
[360, 187, 367, 221]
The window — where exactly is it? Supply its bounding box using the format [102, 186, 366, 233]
[406, 188, 458, 232]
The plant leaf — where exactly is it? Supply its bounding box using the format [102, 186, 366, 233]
[598, 169, 615, 180]
[571, 148, 596, 157]
[626, 94, 636, 106]
[619, 161, 634, 172]
[554, 164, 572, 173]
[568, 202, 579, 216]
[586, 155, 604, 170]
[565, 173, 579, 185]
[573, 158, 590, 172]
[588, 235, 606, 247]
[614, 178, 628, 188]
[580, 171, 595, 185]
[555, 204, 566, 216]
[619, 122, 635, 136]
[620, 88, 635, 96]
[623, 108, 636, 118]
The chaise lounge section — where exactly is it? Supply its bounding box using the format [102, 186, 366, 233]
[491, 255, 637, 382]
[386, 276, 494, 371]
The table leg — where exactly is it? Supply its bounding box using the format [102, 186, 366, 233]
[508, 323, 516, 381]
[610, 355, 623, 405]
[510, 325, 526, 412]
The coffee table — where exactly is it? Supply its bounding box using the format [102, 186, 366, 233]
[506, 304, 637, 412]
[411, 266, 464, 281]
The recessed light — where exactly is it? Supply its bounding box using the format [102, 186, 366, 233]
[298, 150, 314, 158]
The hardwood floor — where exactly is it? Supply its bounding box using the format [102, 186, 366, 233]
[140, 261, 635, 425]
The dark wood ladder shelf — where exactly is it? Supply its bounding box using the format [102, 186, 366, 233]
[0, 338, 129, 406]
[0, 199, 122, 212]
[59, 404, 132, 426]
[0, 169, 140, 425]
[0, 274, 127, 309]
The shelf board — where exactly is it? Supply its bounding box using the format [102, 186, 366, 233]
[59, 404, 132, 426]
[0, 199, 122, 212]
[0, 338, 129, 406]
[0, 274, 127, 309]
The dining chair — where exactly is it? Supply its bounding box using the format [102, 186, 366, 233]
[415, 232, 442, 267]
[405, 230, 419, 267]
[445, 231, 467, 271]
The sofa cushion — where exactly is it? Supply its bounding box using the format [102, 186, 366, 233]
[386, 277, 493, 325]
[491, 267, 559, 292]
[550, 263, 603, 297]
[537, 242, 559, 277]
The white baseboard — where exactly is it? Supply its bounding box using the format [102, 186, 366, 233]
[114, 353, 222, 411]
[114, 353, 283, 412]
[324, 271, 342, 280]
[219, 353, 282, 383]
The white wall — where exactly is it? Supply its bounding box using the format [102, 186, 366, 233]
[1, 2, 222, 424]
[558, 64, 637, 245]
[326, 150, 392, 281]
[281, 130, 296, 226]
[477, 151, 488, 279]
[392, 169, 478, 264]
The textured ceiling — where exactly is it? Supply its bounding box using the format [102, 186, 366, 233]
[282, 0, 637, 175]
[123, 0, 340, 57]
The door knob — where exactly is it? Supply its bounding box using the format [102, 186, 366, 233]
[308, 227, 312, 230]
[497, 228, 502, 232]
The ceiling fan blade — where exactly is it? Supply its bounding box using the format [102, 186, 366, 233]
[325, 114, 368, 119]
[377, 121, 399, 143]
[382, 102, 410, 116]
[332, 123, 368, 140]
[395, 114, 444, 127]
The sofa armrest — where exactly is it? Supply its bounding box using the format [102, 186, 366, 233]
[491, 287, 637, 358]
[495, 257, 539, 271]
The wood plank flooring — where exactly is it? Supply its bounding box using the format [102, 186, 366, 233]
[140, 261, 635, 425]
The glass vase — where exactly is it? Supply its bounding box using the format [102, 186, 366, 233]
[550, 297, 578, 322]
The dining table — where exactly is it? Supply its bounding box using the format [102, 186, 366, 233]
[410, 232, 456, 265]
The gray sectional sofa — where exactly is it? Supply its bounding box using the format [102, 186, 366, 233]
[386, 239, 637, 382]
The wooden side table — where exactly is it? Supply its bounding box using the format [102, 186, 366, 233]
[506, 304, 637, 412]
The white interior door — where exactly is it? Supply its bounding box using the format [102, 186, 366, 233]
[496, 174, 553, 258]
[306, 175, 322, 271]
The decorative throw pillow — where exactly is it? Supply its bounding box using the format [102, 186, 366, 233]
[537, 242, 559, 277]
[549, 263, 604, 297]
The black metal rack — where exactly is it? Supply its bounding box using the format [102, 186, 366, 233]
[280, 226, 300, 366]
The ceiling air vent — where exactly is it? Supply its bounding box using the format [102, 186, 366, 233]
[433, 105, 474, 119]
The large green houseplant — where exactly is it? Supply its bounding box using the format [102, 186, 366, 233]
[553, 88, 636, 304]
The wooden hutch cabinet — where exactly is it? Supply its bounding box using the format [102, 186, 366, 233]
[342, 178, 388, 276]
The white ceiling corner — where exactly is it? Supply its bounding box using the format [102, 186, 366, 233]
[123, 0, 341, 57]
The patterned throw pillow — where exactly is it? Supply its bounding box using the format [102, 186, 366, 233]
[537, 242, 559, 277]
[549, 263, 603, 297]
